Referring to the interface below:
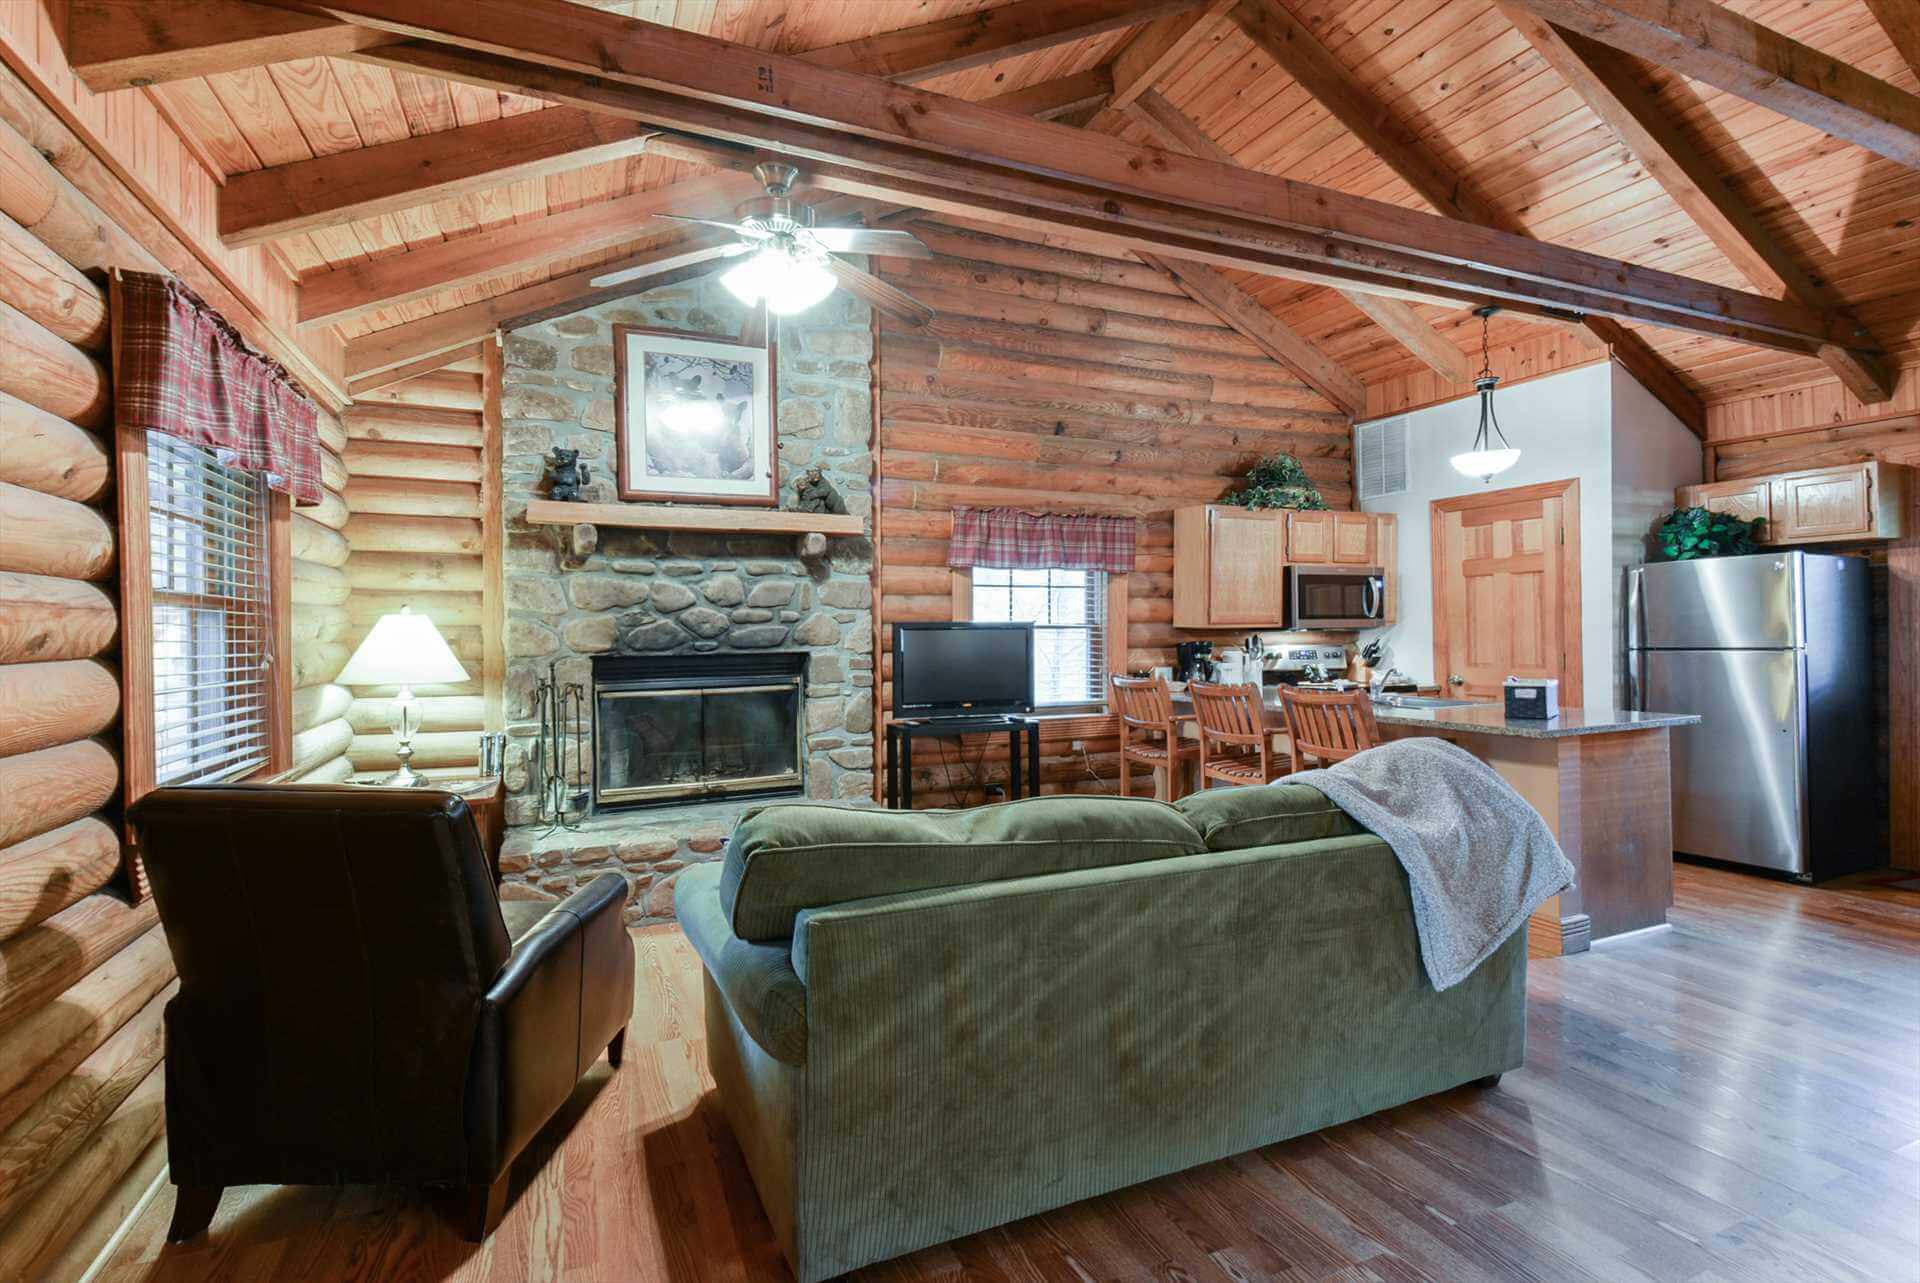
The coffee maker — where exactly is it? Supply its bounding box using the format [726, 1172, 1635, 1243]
[1175, 640, 1213, 682]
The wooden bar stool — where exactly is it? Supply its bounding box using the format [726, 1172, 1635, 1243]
[1188, 681, 1290, 788]
[1279, 687, 1381, 768]
[1111, 675, 1200, 801]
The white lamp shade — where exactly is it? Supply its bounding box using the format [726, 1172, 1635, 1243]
[336, 607, 469, 686]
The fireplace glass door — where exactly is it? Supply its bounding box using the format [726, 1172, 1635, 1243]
[596, 679, 802, 805]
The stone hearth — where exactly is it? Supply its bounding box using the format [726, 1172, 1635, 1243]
[494, 276, 876, 923]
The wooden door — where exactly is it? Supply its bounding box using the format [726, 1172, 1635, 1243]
[1331, 513, 1374, 564]
[1207, 508, 1284, 624]
[1432, 480, 1582, 704]
[1775, 467, 1871, 540]
[1285, 511, 1332, 563]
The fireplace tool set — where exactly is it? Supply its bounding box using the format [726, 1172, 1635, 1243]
[532, 661, 590, 832]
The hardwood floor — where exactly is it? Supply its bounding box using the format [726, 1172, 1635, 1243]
[97, 863, 1920, 1283]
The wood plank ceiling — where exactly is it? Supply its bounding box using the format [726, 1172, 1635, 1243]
[122, 0, 1920, 416]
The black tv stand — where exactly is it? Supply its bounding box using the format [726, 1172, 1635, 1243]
[885, 715, 1041, 809]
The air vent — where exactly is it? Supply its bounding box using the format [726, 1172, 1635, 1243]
[1356, 416, 1409, 500]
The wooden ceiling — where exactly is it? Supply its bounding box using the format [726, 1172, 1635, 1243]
[80, 0, 1920, 420]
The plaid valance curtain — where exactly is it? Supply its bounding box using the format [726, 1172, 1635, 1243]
[113, 270, 321, 504]
[947, 507, 1136, 574]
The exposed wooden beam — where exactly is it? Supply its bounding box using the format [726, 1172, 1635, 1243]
[1500, 0, 1920, 170]
[1229, 0, 1500, 224]
[1866, 0, 1920, 83]
[1501, 6, 1894, 404]
[1123, 82, 1476, 389]
[347, 341, 486, 399]
[1108, 0, 1236, 109]
[66, 0, 400, 90]
[1140, 253, 1364, 417]
[981, 68, 1116, 122]
[1230, 0, 1703, 433]
[280, 0, 1861, 360]
[298, 172, 756, 329]
[221, 107, 668, 249]
[344, 234, 735, 379]
[802, 0, 1203, 84]
[1343, 294, 1476, 385]
[222, 0, 1141, 248]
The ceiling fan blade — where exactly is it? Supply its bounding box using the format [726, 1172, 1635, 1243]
[824, 257, 933, 327]
[810, 226, 933, 259]
[652, 213, 767, 237]
[588, 240, 750, 289]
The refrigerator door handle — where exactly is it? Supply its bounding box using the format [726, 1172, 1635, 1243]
[1625, 566, 1644, 653]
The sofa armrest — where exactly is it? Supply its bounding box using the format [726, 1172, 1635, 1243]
[468, 873, 632, 1179]
[679, 862, 809, 1066]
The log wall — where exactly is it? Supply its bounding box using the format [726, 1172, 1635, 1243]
[0, 107, 175, 1282]
[342, 364, 496, 777]
[874, 218, 1353, 806]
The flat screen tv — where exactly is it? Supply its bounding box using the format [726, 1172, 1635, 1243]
[892, 622, 1034, 717]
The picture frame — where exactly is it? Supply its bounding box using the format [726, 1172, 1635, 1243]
[613, 318, 777, 506]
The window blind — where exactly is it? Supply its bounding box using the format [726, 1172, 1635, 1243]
[147, 432, 273, 785]
[971, 567, 1107, 709]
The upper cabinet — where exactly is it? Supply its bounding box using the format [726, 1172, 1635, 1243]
[1174, 507, 1286, 628]
[1678, 462, 1909, 546]
[1286, 511, 1391, 566]
[1173, 507, 1398, 629]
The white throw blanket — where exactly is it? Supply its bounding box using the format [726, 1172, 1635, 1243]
[1285, 738, 1574, 991]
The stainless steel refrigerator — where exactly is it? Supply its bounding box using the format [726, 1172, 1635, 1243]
[1626, 552, 1874, 881]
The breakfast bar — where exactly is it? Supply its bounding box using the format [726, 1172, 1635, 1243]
[1172, 691, 1700, 955]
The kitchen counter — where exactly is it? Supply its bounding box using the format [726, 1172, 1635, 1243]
[1169, 691, 1699, 738]
[1169, 690, 1698, 956]
[1369, 700, 1700, 738]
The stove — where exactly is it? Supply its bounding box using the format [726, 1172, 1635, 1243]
[1262, 644, 1349, 685]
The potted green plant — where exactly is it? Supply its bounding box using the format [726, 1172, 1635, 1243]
[1654, 506, 1765, 561]
[1224, 454, 1327, 510]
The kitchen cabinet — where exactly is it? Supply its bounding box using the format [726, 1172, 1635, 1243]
[1286, 510, 1392, 565]
[1173, 507, 1399, 629]
[1677, 461, 1908, 545]
[1173, 506, 1286, 628]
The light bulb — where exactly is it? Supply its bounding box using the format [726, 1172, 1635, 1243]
[1450, 447, 1521, 482]
[763, 256, 836, 315]
[720, 247, 785, 307]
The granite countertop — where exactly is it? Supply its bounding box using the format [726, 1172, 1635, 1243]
[1170, 690, 1699, 740]
[1367, 699, 1700, 740]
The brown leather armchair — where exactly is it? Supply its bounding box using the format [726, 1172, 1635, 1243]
[128, 785, 635, 1242]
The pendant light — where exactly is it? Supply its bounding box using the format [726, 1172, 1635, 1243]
[1450, 306, 1521, 483]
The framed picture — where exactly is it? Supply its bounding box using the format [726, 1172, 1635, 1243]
[614, 320, 777, 506]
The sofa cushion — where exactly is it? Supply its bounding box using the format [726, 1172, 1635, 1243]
[678, 863, 810, 1064]
[1175, 782, 1366, 852]
[720, 796, 1206, 941]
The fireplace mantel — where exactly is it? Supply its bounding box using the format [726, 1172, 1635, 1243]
[526, 499, 863, 536]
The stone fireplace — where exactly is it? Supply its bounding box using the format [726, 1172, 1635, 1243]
[591, 652, 806, 808]
[494, 276, 876, 922]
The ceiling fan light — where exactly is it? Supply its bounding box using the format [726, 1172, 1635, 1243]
[720, 247, 785, 307]
[762, 256, 836, 315]
[1450, 447, 1521, 482]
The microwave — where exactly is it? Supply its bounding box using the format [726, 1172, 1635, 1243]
[1289, 566, 1387, 630]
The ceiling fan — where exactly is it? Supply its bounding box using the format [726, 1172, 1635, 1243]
[590, 162, 934, 323]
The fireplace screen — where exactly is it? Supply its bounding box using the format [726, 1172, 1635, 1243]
[592, 654, 804, 807]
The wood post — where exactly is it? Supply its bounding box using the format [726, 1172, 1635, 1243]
[344, 513, 485, 555]
[0, 299, 109, 427]
[0, 212, 108, 351]
[0, 738, 118, 849]
[0, 895, 159, 1031]
[291, 682, 352, 732]
[290, 561, 350, 607]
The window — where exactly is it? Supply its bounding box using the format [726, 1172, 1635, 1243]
[146, 432, 274, 785]
[971, 567, 1107, 709]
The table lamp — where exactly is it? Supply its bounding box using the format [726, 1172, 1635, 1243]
[336, 606, 470, 786]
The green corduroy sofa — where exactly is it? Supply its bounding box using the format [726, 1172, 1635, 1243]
[678, 785, 1527, 1282]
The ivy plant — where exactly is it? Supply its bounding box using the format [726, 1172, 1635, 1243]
[1655, 506, 1765, 561]
[1224, 453, 1328, 511]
